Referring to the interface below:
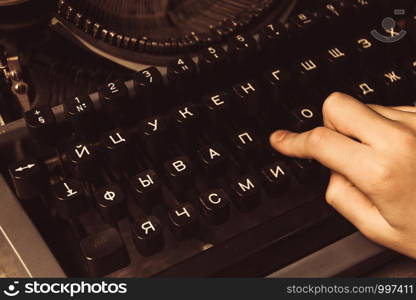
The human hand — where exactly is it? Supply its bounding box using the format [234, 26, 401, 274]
[270, 92, 416, 258]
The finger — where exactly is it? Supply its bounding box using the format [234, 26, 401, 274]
[325, 172, 396, 247]
[391, 106, 416, 113]
[367, 104, 416, 130]
[322, 92, 397, 146]
[270, 127, 374, 186]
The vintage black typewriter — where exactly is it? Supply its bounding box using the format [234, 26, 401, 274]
[0, 0, 415, 277]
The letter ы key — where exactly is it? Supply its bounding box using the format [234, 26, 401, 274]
[9, 159, 48, 200]
[230, 176, 261, 212]
[167, 56, 198, 101]
[198, 189, 231, 225]
[131, 216, 164, 256]
[24, 106, 56, 143]
[64, 95, 95, 136]
[130, 170, 162, 211]
[80, 226, 130, 277]
[261, 161, 292, 197]
[95, 183, 126, 224]
[134, 67, 164, 114]
[52, 179, 87, 220]
[168, 203, 198, 240]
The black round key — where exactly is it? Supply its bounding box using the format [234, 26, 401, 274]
[131, 216, 164, 256]
[130, 169, 162, 211]
[198, 45, 230, 80]
[52, 179, 87, 219]
[261, 161, 292, 197]
[167, 55, 198, 100]
[80, 226, 130, 277]
[101, 129, 131, 168]
[168, 203, 198, 240]
[66, 143, 97, 180]
[64, 95, 95, 135]
[24, 106, 56, 143]
[202, 91, 232, 125]
[95, 183, 125, 224]
[197, 142, 228, 176]
[164, 156, 194, 195]
[98, 80, 129, 115]
[230, 175, 260, 212]
[228, 33, 258, 64]
[259, 22, 288, 58]
[134, 67, 164, 114]
[9, 159, 47, 200]
[198, 189, 230, 224]
[290, 105, 321, 132]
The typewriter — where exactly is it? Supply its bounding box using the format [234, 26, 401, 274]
[0, 0, 414, 277]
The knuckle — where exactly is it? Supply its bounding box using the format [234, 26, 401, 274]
[307, 127, 328, 146]
[371, 160, 396, 185]
[322, 92, 344, 117]
[392, 126, 416, 148]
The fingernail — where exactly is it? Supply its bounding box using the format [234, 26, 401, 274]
[271, 130, 288, 143]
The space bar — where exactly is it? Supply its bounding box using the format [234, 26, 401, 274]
[266, 232, 397, 278]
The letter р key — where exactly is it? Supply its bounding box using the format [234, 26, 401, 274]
[24, 106, 56, 143]
[131, 216, 164, 256]
[9, 159, 48, 200]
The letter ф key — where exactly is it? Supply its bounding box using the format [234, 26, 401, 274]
[95, 183, 126, 225]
